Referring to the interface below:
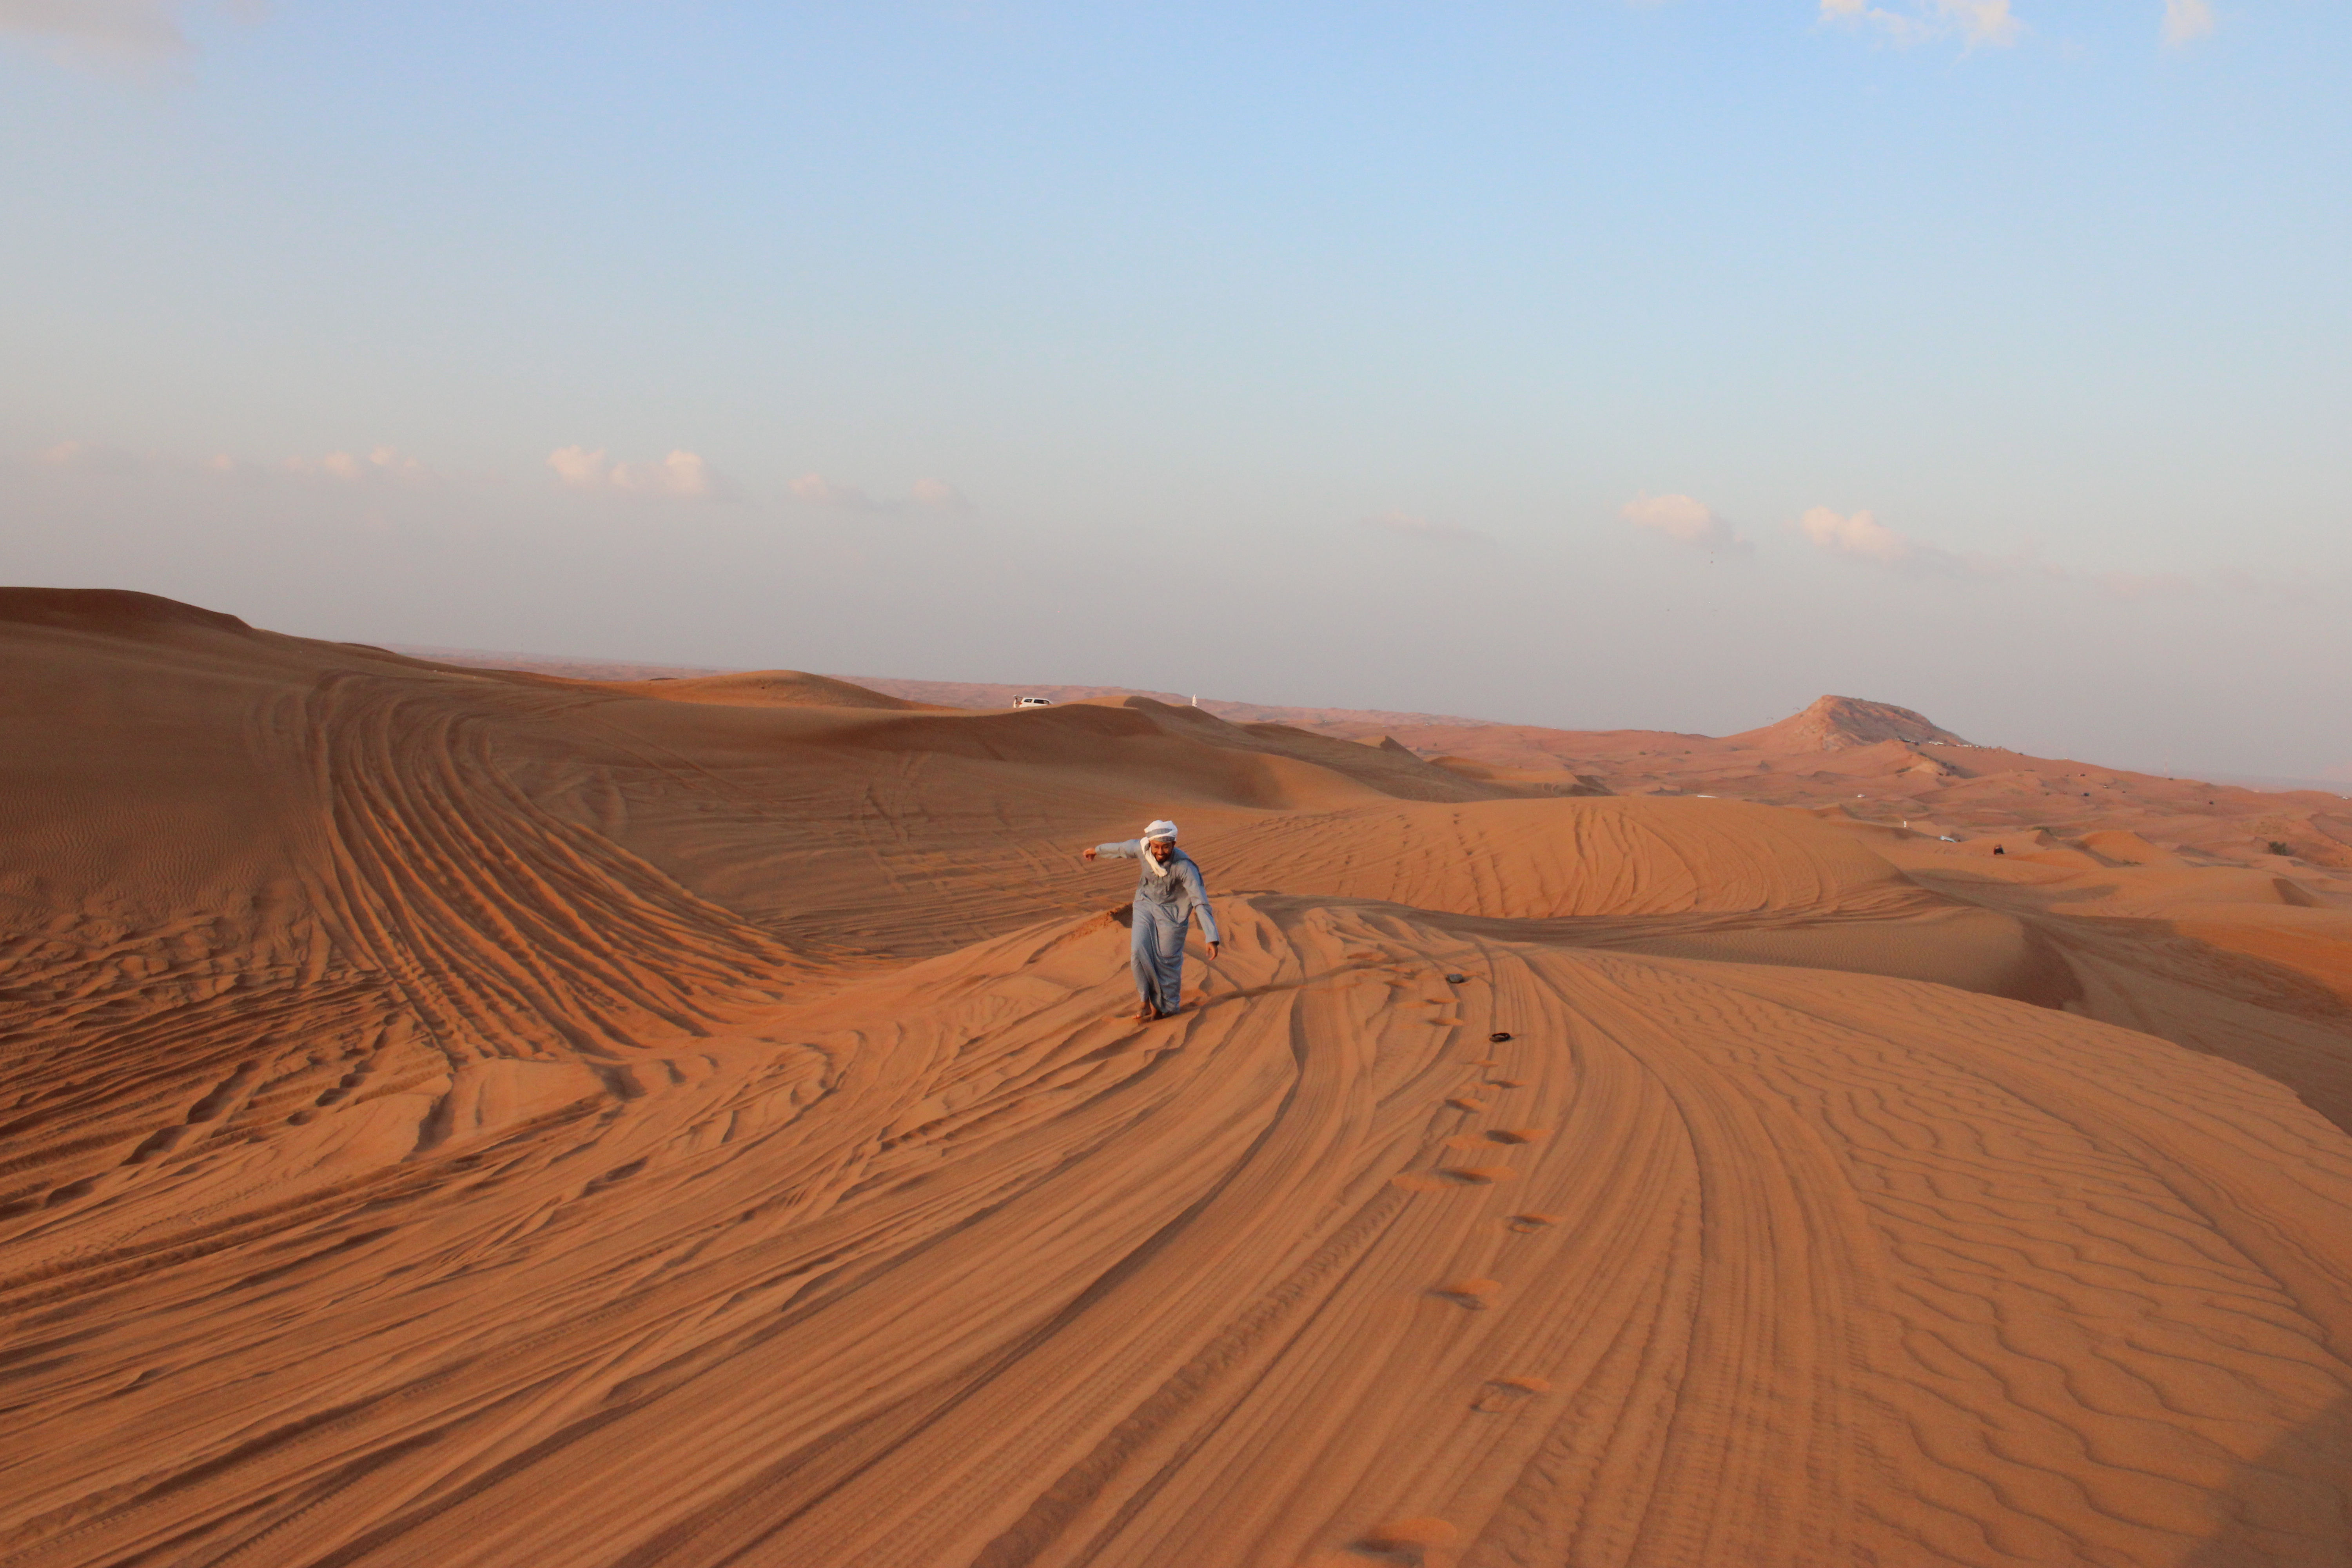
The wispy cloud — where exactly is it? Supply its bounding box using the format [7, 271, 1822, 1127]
[788, 473, 876, 510]
[1797, 505, 1924, 565]
[907, 477, 971, 513]
[278, 446, 436, 485]
[2207, 566, 2314, 607]
[1360, 510, 1493, 546]
[2160, 0, 2215, 46]
[548, 446, 717, 499]
[1797, 504, 2210, 600]
[1796, 504, 2028, 576]
[0, 0, 260, 67]
[791, 473, 972, 516]
[34, 438, 143, 475]
[1818, 0, 2023, 49]
[1622, 491, 1751, 555]
[36, 438, 438, 486]
[2097, 570, 2198, 601]
[1799, 505, 2030, 577]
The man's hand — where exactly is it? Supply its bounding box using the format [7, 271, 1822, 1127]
[1081, 846, 1097, 862]
[1207, 941, 1220, 960]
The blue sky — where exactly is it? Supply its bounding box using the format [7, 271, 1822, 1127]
[4, 1, 2347, 776]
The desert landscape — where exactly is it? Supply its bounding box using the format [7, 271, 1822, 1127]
[5, 586, 2351, 1567]
[9, 0, 2343, 1561]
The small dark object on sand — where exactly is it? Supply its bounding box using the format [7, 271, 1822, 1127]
[1489, 1031, 1512, 1044]
[1445, 972, 1467, 984]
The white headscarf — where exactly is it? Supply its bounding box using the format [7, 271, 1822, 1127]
[1142, 820, 1178, 877]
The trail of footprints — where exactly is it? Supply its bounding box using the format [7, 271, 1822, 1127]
[1350, 961, 1562, 1563]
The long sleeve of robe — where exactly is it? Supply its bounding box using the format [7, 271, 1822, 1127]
[1095, 840, 1220, 944]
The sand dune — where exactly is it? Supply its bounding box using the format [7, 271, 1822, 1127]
[595, 670, 950, 711]
[6, 592, 2352, 1566]
[417, 650, 2352, 870]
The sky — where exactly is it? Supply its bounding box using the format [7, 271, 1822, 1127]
[3, 0, 2347, 778]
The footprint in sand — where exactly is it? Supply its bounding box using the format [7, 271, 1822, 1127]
[1435, 1277, 1501, 1308]
[1505, 1210, 1560, 1232]
[1445, 1096, 1489, 1113]
[1358, 1515, 1459, 1555]
[1472, 1375, 1552, 1414]
[1441, 1165, 1513, 1185]
[1486, 1127, 1550, 1145]
[1485, 1077, 1527, 1090]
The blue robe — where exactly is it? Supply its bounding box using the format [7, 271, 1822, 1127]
[1095, 840, 1220, 1014]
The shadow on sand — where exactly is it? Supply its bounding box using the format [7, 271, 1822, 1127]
[2177, 1392, 2352, 1566]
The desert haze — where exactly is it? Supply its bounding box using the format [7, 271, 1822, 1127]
[7, 588, 2352, 1568]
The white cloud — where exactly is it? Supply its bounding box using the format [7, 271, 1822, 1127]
[0, 0, 186, 59]
[1798, 506, 2219, 599]
[2160, 0, 2214, 46]
[1622, 491, 1751, 555]
[0, 0, 260, 66]
[36, 438, 440, 485]
[792, 472, 972, 516]
[548, 446, 715, 499]
[281, 446, 434, 485]
[1819, 0, 2022, 49]
[1798, 504, 2028, 575]
[174, 445, 437, 485]
[1361, 510, 1492, 546]
[790, 472, 877, 510]
[1797, 505, 1918, 564]
[907, 477, 972, 513]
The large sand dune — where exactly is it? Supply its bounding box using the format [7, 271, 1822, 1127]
[6, 591, 2352, 1566]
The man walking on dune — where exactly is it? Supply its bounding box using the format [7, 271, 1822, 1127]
[1083, 820, 1220, 1023]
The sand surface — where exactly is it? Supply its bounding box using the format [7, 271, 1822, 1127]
[8, 591, 2352, 1567]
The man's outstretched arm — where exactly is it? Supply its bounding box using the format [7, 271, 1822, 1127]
[1082, 839, 1142, 863]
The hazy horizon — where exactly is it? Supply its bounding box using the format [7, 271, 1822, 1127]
[5, 0, 2347, 779]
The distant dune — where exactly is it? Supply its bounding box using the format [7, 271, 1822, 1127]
[388, 643, 739, 683]
[8, 595, 2352, 1567]
[597, 669, 953, 711]
[401, 648, 2352, 866]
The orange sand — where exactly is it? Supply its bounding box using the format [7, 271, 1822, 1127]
[5, 590, 2352, 1567]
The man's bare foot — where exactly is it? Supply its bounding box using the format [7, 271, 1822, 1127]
[1134, 1002, 1160, 1023]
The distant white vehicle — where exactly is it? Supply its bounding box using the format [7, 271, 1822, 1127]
[1016, 696, 1053, 707]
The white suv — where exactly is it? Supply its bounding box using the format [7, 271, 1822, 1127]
[1016, 696, 1053, 707]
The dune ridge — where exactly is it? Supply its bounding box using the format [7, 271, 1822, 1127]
[6, 592, 2352, 1566]
[406, 645, 2352, 868]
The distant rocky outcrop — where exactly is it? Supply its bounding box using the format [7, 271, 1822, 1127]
[1730, 695, 1971, 753]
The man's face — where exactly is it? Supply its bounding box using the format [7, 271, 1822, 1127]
[1149, 838, 1175, 862]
